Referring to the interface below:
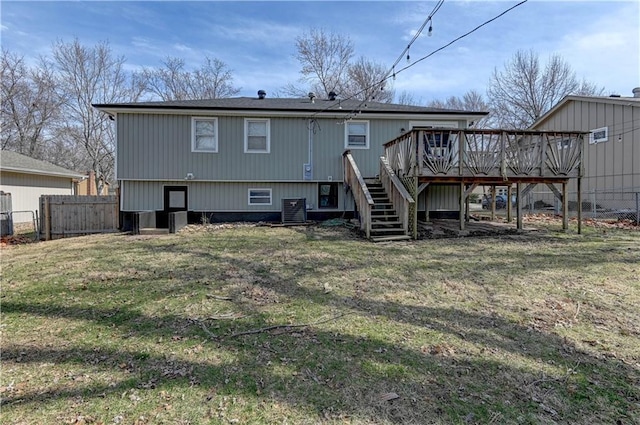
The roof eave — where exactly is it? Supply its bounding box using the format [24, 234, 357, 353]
[93, 104, 488, 120]
[1, 166, 85, 179]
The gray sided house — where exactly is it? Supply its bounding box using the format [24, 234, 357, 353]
[0, 150, 84, 223]
[531, 89, 640, 192]
[530, 89, 640, 219]
[93, 94, 486, 232]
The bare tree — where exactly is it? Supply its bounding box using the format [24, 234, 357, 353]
[396, 90, 421, 106]
[487, 49, 605, 128]
[288, 28, 354, 99]
[344, 57, 394, 103]
[142, 56, 240, 101]
[1, 50, 61, 157]
[51, 39, 145, 192]
[428, 90, 491, 127]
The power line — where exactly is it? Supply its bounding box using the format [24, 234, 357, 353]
[307, 0, 529, 121]
[308, 0, 446, 120]
[397, 0, 528, 75]
[327, 0, 529, 121]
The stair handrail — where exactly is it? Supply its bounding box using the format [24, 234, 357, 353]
[343, 150, 374, 239]
[379, 156, 415, 237]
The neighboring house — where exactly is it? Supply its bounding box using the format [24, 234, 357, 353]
[0, 150, 84, 223]
[93, 93, 487, 233]
[531, 88, 640, 194]
[76, 171, 110, 196]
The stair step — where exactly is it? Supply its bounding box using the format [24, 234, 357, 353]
[371, 234, 412, 242]
[370, 227, 407, 234]
[371, 210, 397, 216]
[371, 214, 399, 220]
[139, 227, 170, 235]
[371, 221, 403, 227]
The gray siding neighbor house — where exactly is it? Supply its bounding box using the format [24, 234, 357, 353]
[530, 89, 640, 193]
[529, 89, 640, 219]
[93, 93, 486, 232]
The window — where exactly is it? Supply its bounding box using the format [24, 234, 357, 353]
[424, 131, 451, 158]
[248, 188, 272, 205]
[557, 138, 572, 150]
[318, 183, 338, 209]
[345, 121, 369, 149]
[192, 117, 218, 152]
[245, 119, 270, 153]
[590, 126, 608, 144]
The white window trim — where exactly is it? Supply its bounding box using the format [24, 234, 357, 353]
[248, 188, 272, 206]
[191, 117, 218, 153]
[244, 118, 271, 153]
[409, 121, 459, 129]
[344, 120, 370, 149]
[589, 126, 608, 144]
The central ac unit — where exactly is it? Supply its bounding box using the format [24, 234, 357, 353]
[282, 198, 307, 224]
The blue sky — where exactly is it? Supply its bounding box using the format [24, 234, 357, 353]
[1, 1, 638, 103]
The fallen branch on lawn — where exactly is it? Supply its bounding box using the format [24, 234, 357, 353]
[206, 294, 233, 301]
[199, 321, 218, 339]
[226, 312, 352, 339]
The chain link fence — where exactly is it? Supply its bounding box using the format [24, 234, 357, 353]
[521, 187, 639, 225]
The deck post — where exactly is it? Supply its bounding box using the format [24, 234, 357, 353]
[562, 182, 569, 232]
[516, 182, 523, 230]
[577, 177, 582, 234]
[490, 185, 496, 221]
[459, 181, 465, 231]
[506, 185, 513, 223]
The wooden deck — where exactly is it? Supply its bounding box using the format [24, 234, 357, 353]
[384, 128, 587, 181]
[345, 128, 588, 241]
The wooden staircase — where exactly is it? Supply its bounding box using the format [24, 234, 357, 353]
[365, 179, 411, 242]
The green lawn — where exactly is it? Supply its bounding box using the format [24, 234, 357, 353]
[1, 223, 639, 424]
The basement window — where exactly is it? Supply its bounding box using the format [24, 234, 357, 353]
[318, 183, 338, 209]
[248, 188, 272, 205]
[192, 117, 218, 152]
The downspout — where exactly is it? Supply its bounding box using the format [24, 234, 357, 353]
[309, 119, 314, 178]
[304, 119, 315, 181]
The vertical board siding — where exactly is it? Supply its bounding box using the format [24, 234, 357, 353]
[117, 112, 466, 213]
[422, 185, 460, 212]
[118, 114, 462, 182]
[121, 180, 345, 212]
[533, 99, 640, 192]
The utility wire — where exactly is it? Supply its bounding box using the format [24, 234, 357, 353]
[310, 0, 528, 121]
[307, 0, 446, 120]
[397, 0, 528, 75]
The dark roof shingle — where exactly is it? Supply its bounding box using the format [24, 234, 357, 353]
[0, 150, 84, 178]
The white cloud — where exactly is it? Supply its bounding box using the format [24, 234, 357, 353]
[554, 3, 639, 94]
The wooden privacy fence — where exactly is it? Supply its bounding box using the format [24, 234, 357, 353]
[40, 195, 119, 240]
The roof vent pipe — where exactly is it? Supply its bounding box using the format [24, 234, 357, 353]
[257, 90, 267, 99]
[308, 92, 316, 103]
[633, 87, 640, 98]
[328, 91, 337, 101]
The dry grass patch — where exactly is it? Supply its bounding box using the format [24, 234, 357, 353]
[1, 223, 639, 424]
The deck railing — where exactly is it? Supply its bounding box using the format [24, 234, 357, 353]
[384, 128, 586, 180]
[379, 156, 415, 237]
[343, 150, 374, 239]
